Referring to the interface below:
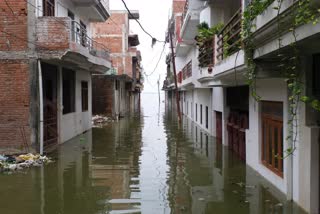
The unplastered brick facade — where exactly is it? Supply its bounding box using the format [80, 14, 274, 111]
[0, 0, 28, 51]
[173, 0, 186, 15]
[0, 0, 111, 153]
[36, 17, 70, 51]
[0, 0, 34, 152]
[92, 11, 138, 78]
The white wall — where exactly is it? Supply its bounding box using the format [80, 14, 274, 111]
[211, 87, 224, 138]
[246, 78, 289, 195]
[59, 69, 92, 143]
[193, 88, 213, 135]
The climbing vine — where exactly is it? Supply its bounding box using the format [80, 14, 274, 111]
[242, 0, 320, 156]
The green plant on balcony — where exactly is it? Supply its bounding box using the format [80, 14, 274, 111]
[195, 22, 224, 67]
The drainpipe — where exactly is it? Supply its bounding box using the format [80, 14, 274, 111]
[38, 60, 44, 155]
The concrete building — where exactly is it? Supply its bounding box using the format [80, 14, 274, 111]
[164, 0, 320, 212]
[0, 0, 111, 153]
[92, 10, 143, 118]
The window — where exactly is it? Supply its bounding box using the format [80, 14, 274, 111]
[313, 54, 320, 99]
[81, 81, 88, 112]
[195, 126, 198, 142]
[80, 21, 87, 47]
[261, 101, 283, 177]
[206, 106, 209, 129]
[196, 104, 198, 122]
[200, 104, 203, 124]
[43, 0, 55, 16]
[63, 69, 75, 114]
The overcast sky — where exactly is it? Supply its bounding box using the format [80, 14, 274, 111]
[110, 0, 172, 93]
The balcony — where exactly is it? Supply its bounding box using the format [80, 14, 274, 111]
[198, 37, 215, 68]
[71, 0, 110, 22]
[250, 0, 320, 59]
[216, 8, 242, 61]
[180, 0, 201, 41]
[36, 17, 111, 73]
[182, 60, 192, 80]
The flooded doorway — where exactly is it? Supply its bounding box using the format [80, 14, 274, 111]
[216, 111, 222, 144]
[42, 62, 58, 148]
[226, 86, 249, 161]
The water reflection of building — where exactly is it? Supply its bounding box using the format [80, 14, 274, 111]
[164, 110, 306, 213]
[90, 116, 143, 212]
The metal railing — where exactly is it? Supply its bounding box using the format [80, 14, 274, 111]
[198, 37, 215, 67]
[43, 0, 55, 16]
[217, 8, 242, 61]
[71, 20, 110, 61]
[100, 0, 110, 12]
[178, 71, 182, 83]
[181, 0, 189, 28]
[182, 60, 192, 80]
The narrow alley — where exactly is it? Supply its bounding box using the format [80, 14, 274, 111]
[1, 0, 320, 213]
[0, 93, 306, 214]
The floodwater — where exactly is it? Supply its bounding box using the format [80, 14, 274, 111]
[0, 93, 306, 214]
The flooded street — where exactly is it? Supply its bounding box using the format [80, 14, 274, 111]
[0, 93, 305, 214]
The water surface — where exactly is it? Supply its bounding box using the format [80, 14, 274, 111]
[0, 93, 305, 214]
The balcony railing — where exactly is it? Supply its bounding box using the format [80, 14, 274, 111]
[181, 0, 189, 28]
[43, 0, 55, 16]
[217, 8, 242, 61]
[198, 37, 215, 67]
[178, 71, 183, 83]
[100, 0, 110, 13]
[182, 60, 192, 80]
[71, 20, 110, 61]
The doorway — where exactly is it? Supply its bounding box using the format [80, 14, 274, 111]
[215, 111, 222, 144]
[42, 63, 58, 148]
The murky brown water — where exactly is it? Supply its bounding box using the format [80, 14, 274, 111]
[0, 93, 306, 214]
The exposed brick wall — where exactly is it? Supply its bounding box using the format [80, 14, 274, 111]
[92, 76, 114, 116]
[36, 17, 70, 51]
[173, 0, 186, 14]
[0, 0, 28, 51]
[0, 60, 31, 151]
[95, 37, 123, 54]
[92, 13, 127, 36]
[92, 12, 137, 77]
[125, 56, 133, 78]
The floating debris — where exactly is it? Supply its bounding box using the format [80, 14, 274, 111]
[245, 185, 256, 189]
[275, 203, 283, 207]
[0, 153, 53, 173]
[92, 115, 113, 127]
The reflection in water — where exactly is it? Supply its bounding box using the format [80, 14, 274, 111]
[0, 93, 305, 214]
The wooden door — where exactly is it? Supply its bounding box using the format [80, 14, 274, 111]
[216, 111, 222, 144]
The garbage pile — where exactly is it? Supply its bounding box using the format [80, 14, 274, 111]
[92, 115, 113, 127]
[0, 153, 53, 172]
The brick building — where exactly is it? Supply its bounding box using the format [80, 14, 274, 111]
[92, 10, 143, 118]
[0, 0, 111, 153]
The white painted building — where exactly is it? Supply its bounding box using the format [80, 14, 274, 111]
[164, 0, 320, 213]
[35, 0, 111, 149]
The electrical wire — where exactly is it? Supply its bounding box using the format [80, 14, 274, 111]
[120, 0, 166, 44]
[145, 43, 166, 77]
